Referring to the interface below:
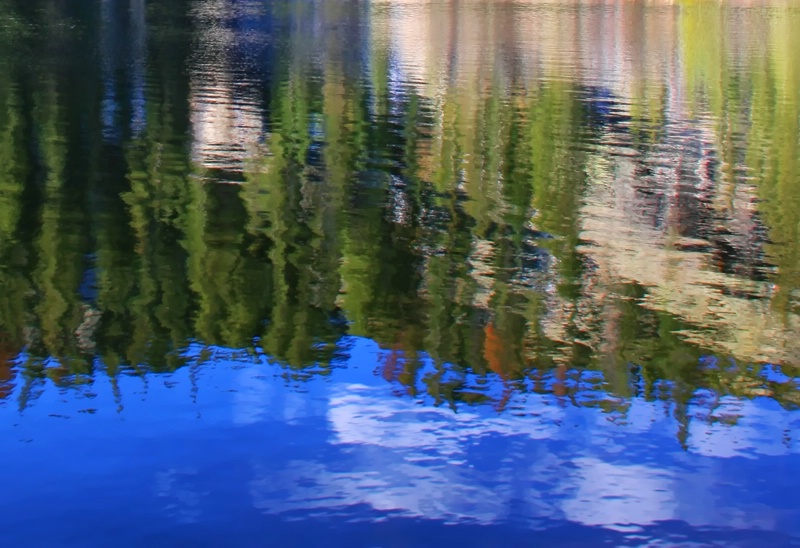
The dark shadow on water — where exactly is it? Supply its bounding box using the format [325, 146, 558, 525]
[18, 509, 800, 548]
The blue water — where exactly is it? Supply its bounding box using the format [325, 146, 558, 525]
[3, 339, 799, 546]
[2, 0, 800, 545]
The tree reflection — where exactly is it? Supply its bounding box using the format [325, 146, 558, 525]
[0, 0, 797, 425]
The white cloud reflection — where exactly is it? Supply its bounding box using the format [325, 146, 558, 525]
[244, 381, 798, 531]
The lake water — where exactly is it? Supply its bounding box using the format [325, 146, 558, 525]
[1, 0, 799, 546]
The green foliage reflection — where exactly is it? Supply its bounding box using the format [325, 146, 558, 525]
[0, 0, 797, 425]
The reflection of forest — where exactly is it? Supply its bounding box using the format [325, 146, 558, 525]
[0, 0, 798, 415]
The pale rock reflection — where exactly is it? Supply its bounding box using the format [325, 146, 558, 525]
[189, 0, 265, 175]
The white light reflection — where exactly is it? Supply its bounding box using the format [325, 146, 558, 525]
[244, 380, 798, 529]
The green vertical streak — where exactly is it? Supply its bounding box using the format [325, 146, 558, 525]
[749, 14, 800, 316]
[529, 82, 587, 299]
[118, 5, 195, 370]
[0, 64, 30, 374]
[31, 82, 87, 366]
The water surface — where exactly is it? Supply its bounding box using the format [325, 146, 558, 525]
[1, 0, 799, 546]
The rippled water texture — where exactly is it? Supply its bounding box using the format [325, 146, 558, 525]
[1, 0, 800, 546]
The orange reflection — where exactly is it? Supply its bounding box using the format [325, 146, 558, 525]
[378, 332, 419, 397]
[483, 322, 516, 411]
[0, 334, 19, 400]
